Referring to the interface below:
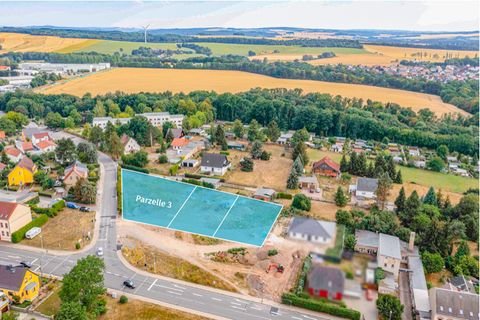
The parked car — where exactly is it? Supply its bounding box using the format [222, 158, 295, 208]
[79, 207, 91, 212]
[66, 202, 80, 209]
[19, 261, 32, 268]
[123, 279, 135, 289]
[96, 247, 104, 256]
[25, 227, 41, 239]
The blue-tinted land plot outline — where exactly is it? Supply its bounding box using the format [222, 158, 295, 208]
[121, 169, 283, 247]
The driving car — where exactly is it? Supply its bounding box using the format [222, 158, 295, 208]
[123, 279, 135, 289]
[96, 247, 104, 256]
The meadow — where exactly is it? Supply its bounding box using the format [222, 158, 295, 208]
[38, 67, 466, 116]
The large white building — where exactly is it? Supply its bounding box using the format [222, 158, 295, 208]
[92, 112, 184, 130]
[17, 62, 111, 75]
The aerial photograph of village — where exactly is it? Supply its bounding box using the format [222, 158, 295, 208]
[0, 1, 478, 320]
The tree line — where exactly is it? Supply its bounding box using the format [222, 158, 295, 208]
[0, 89, 477, 156]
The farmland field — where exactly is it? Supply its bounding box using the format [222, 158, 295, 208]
[0, 32, 96, 53]
[38, 67, 467, 116]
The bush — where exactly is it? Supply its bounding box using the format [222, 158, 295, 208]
[31, 200, 65, 217]
[75, 242, 81, 250]
[119, 295, 128, 304]
[158, 154, 168, 164]
[276, 192, 293, 200]
[268, 249, 278, 256]
[220, 151, 230, 156]
[282, 293, 360, 320]
[169, 164, 179, 176]
[185, 173, 203, 179]
[292, 193, 311, 211]
[11, 214, 48, 243]
[277, 192, 293, 200]
[260, 151, 271, 160]
[121, 164, 149, 174]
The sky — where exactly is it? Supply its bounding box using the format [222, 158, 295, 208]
[0, 1, 479, 32]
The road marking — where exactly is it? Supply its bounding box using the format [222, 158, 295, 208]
[231, 302, 242, 306]
[167, 290, 183, 296]
[302, 316, 317, 320]
[134, 277, 149, 294]
[167, 186, 197, 228]
[173, 284, 187, 290]
[155, 284, 183, 292]
[211, 297, 222, 301]
[7, 255, 20, 259]
[212, 195, 239, 237]
[147, 279, 158, 291]
[31, 258, 38, 264]
[33, 266, 40, 272]
[192, 293, 203, 297]
[231, 305, 244, 310]
[50, 256, 69, 274]
[292, 317, 303, 320]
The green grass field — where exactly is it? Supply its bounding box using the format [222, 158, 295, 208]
[75, 39, 366, 57]
[306, 149, 476, 193]
[399, 165, 477, 194]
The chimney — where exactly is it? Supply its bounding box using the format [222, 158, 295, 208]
[408, 231, 416, 251]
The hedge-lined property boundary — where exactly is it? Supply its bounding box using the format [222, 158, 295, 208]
[120, 164, 149, 173]
[281, 293, 361, 320]
[12, 214, 49, 243]
[31, 200, 65, 217]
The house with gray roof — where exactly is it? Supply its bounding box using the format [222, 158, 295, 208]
[430, 287, 479, 320]
[200, 153, 230, 176]
[408, 256, 431, 320]
[307, 265, 345, 301]
[350, 177, 378, 199]
[377, 233, 402, 279]
[253, 188, 276, 201]
[287, 217, 336, 245]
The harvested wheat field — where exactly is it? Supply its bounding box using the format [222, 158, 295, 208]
[363, 44, 478, 62]
[0, 32, 98, 53]
[39, 67, 467, 116]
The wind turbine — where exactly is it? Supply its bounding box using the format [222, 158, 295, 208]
[142, 24, 150, 44]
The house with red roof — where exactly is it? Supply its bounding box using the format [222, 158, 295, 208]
[171, 137, 189, 151]
[312, 156, 341, 178]
[31, 132, 52, 146]
[4, 148, 22, 163]
[0, 202, 32, 242]
[0, 163, 6, 172]
[0, 131, 5, 140]
[63, 161, 89, 189]
[35, 140, 57, 153]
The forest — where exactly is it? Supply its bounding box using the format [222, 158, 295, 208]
[0, 89, 477, 157]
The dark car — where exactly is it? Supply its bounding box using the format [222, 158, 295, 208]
[79, 207, 91, 212]
[19, 261, 32, 268]
[123, 279, 135, 289]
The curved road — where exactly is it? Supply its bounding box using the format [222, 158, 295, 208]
[0, 132, 332, 320]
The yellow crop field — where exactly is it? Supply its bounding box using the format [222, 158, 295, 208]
[0, 32, 97, 53]
[38, 68, 467, 116]
[363, 45, 478, 62]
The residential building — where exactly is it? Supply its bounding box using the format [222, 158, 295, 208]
[4, 148, 22, 163]
[35, 140, 57, 153]
[0, 265, 40, 303]
[408, 147, 421, 157]
[253, 188, 276, 201]
[408, 256, 431, 320]
[200, 153, 230, 176]
[276, 131, 294, 145]
[227, 141, 246, 151]
[307, 265, 344, 300]
[120, 134, 141, 154]
[92, 112, 184, 130]
[377, 233, 402, 279]
[0, 130, 5, 140]
[21, 125, 43, 141]
[0, 163, 6, 172]
[0, 292, 9, 314]
[445, 275, 477, 293]
[31, 132, 51, 146]
[413, 159, 426, 168]
[312, 156, 341, 178]
[287, 217, 336, 245]
[181, 159, 199, 168]
[63, 161, 89, 189]
[167, 128, 184, 139]
[16, 141, 34, 154]
[7, 157, 37, 187]
[0, 202, 32, 242]
[429, 287, 479, 320]
[298, 175, 320, 192]
[188, 128, 206, 136]
[350, 177, 378, 200]
[171, 138, 189, 151]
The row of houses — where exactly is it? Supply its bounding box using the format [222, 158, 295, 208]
[92, 112, 184, 130]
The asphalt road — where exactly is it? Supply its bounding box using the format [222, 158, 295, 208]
[0, 131, 331, 320]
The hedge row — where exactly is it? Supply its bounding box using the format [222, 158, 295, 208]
[12, 214, 49, 243]
[31, 200, 65, 217]
[281, 293, 361, 320]
[182, 178, 214, 189]
[276, 192, 293, 200]
[121, 164, 149, 174]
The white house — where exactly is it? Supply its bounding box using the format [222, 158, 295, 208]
[287, 217, 336, 245]
[92, 112, 184, 130]
[350, 177, 378, 200]
[120, 134, 141, 155]
[408, 147, 421, 157]
[276, 131, 294, 145]
[200, 153, 230, 176]
[4, 148, 22, 163]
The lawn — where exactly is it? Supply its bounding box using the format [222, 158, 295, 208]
[399, 165, 477, 194]
[23, 208, 95, 250]
[77, 40, 188, 55]
[35, 289, 61, 316]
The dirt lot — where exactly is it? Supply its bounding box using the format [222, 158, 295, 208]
[38, 68, 467, 116]
[225, 144, 293, 191]
[23, 208, 95, 250]
[117, 217, 320, 301]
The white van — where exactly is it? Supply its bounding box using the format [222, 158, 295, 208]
[25, 227, 41, 239]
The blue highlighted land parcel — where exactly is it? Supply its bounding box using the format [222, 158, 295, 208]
[121, 169, 282, 246]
